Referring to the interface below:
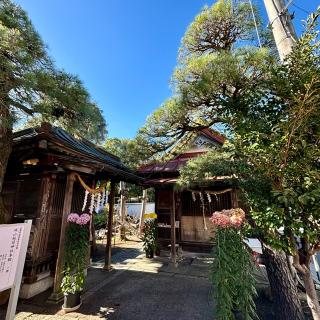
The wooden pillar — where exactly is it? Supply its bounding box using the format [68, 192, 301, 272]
[176, 192, 182, 244]
[33, 175, 56, 260]
[138, 189, 148, 234]
[171, 188, 177, 267]
[104, 179, 116, 270]
[231, 189, 238, 208]
[49, 172, 76, 302]
[119, 181, 126, 240]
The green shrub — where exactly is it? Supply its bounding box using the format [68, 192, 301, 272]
[211, 227, 257, 320]
[61, 213, 90, 294]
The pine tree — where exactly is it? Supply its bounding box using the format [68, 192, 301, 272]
[0, 0, 106, 222]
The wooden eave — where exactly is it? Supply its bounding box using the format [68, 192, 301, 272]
[12, 125, 144, 184]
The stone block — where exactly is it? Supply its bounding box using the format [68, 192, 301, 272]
[19, 274, 53, 299]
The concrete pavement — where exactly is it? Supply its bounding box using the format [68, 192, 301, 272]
[1, 241, 214, 320]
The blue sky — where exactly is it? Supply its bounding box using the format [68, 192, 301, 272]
[15, 0, 318, 139]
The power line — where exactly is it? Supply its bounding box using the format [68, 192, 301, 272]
[284, 0, 294, 11]
[292, 2, 311, 15]
[248, 0, 262, 48]
[284, 0, 311, 15]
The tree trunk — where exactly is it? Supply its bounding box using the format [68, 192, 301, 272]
[302, 269, 320, 320]
[263, 245, 304, 320]
[0, 105, 12, 223]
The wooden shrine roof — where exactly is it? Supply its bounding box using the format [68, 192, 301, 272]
[138, 151, 205, 175]
[12, 123, 143, 184]
[139, 129, 225, 176]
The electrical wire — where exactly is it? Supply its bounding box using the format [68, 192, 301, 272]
[284, 0, 311, 15]
[292, 2, 311, 15]
[284, 0, 294, 11]
[248, 0, 262, 48]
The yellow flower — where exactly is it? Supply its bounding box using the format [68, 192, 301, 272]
[143, 213, 157, 219]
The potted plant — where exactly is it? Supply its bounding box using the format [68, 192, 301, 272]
[61, 213, 90, 312]
[142, 218, 157, 258]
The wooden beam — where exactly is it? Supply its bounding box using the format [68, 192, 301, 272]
[48, 172, 76, 302]
[64, 164, 96, 175]
[104, 180, 116, 270]
[171, 188, 177, 267]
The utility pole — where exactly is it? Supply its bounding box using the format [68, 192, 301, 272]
[264, 0, 315, 302]
[263, 0, 297, 61]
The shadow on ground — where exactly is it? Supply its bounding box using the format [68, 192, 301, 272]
[1, 245, 214, 320]
[0, 240, 282, 320]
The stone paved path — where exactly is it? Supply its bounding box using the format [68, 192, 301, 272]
[1, 241, 214, 320]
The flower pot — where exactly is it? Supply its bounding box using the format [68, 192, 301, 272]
[146, 250, 154, 259]
[62, 292, 82, 312]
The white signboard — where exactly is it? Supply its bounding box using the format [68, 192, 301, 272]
[0, 220, 32, 320]
[115, 202, 155, 218]
[0, 224, 25, 291]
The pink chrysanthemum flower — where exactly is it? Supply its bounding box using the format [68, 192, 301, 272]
[67, 213, 80, 223]
[230, 215, 243, 227]
[76, 213, 91, 225]
[210, 208, 245, 228]
[81, 213, 91, 222]
[210, 213, 231, 228]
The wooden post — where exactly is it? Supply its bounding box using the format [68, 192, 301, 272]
[104, 180, 116, 270]
[138, 189, 148, 234]
[32, 175, 55, 260]
[171, 188, 177, 267]
[49, 172, 75, 302]
[119, 181, 126, 240]
[231, 189, 238, 208]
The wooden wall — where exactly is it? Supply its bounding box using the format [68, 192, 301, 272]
[46, 175, 66, 255]
[2, 180, 17, 223]
[10, 176, 42, 223]
[181, 190, 232, 216]
[155, 186, 233, 247]
[155, 187, 180, 245]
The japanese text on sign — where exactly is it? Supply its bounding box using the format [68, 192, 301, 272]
[0, 224, 24, 291]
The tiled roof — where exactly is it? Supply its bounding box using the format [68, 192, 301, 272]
[139, 151, 205, 174]
[139, 128, 226, 175]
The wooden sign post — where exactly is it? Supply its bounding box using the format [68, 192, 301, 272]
[0, 220, 32, 320]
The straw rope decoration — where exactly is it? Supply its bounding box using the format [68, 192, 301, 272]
[74, 173, 109, 194]
[189, 189, 233, 231]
